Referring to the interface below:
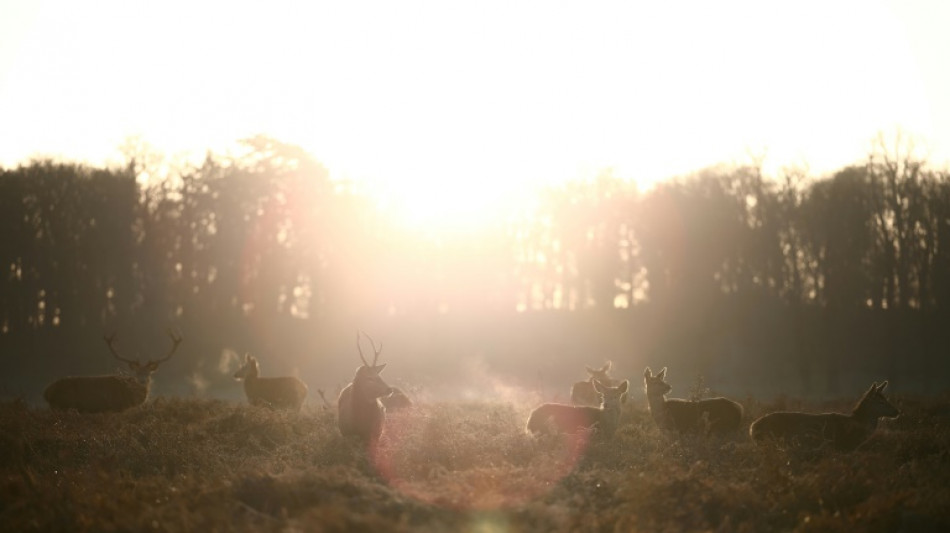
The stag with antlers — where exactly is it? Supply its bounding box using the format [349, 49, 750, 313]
[44, 330, 183, 413]
[337, 331, 393, 442]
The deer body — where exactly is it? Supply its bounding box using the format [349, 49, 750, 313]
[380, 387, 412, 411]
[644, 367, 743, 435]
[571, 361, 618, 407]
[337, 332, 393, 442]
[527, 380, 629, 438]
[44, 330, 182, 414]
[750, 381, 899, 451]
[44, 375, 148, 413]
[233, 354, 308, 411]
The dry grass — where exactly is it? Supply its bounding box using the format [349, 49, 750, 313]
[1, 394, 948, 532]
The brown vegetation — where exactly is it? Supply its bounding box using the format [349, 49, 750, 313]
[1, 392, 948, 531]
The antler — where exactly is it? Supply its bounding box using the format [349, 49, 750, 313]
[364, 331, 382, 366]
[150, 329, 183, 365]
[103, 333, 137, 364]
[357, 330, 383, 366]
[356, 331, 370, 366]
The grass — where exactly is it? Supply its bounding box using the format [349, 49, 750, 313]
[1, 393, 949, 532]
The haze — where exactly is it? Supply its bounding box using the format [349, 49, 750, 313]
[2, 1, 950, 403]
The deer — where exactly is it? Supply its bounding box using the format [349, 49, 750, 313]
[643, 367, 743, 436]
[571, 360, 619, 406]
[380, 386, 413, 411]
[337, 331, 393, 442]
[233, 353, 308, 411]
[750, 381, 900, 451]
[44, 330, 182, 413]
[526, 379, 630, 438]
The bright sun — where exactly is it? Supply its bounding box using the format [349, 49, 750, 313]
[1, 0, 947, 228]
[353, 160, 539, 234]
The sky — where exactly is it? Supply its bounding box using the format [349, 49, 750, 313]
[1, 0, 949, 226]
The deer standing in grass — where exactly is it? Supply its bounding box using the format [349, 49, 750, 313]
[571, 360, 619, 407]
[526, 379, 630, 438]
[337, 331, 393, 442]
[643, 367, 743, 435]
[233, 353, 308, 411]
[44, 330, 182, 413]
[750, 381, 899, 451]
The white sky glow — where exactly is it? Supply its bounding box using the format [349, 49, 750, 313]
[1, 0, 948, 227]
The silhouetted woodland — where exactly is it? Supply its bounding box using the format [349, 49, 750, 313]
[2, 135, 949, 400]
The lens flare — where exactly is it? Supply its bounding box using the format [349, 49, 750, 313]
[367, 383, 595, 511]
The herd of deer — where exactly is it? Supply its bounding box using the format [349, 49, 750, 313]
[41, 331, 900, 452]
[530, 363, 899, 452]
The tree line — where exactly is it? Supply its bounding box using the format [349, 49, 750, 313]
[2, 134, 948, 397]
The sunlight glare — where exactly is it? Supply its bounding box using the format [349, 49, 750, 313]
[1, 0, 948, 217]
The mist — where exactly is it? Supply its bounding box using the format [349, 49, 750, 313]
[2, 135, 949, 408]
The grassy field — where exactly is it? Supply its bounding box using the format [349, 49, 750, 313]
[1, 393, 948, 532]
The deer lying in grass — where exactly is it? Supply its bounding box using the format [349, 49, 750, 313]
[750, 381, 900, 451]
[526, 380, 630, 438]
[643, 367, 743, 435]
[44, 330, 182, 413]
[233, 353, 308, 411]
[337, 331, 393, 442]
[380, 386, 412, 411]
[571, 360, 619, 406]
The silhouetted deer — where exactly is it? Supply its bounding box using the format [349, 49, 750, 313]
[380, 386, 413, 411]
[643, 367, 743, 435]
[526, 380, 630, 438]
[337, 331, 393, 442]
[233, 353, 308, 411]
[571, 360, 619, 406]
[750, 381, 899, 451]
[44, 330, 182, 413]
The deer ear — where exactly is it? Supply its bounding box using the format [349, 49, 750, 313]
[586, 366, 596, 374]
[658, 367, 667, 379]
[644, 367, 652, 378]
[603, 361, 612, 372]
[375, 363, 387, 374]
[618, 380, 629, 393]
[877, 380, 888, 392]
[592, 380, 604, 393]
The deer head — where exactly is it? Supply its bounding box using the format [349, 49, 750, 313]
[353, 330, 391, 399]
[858, 380, 900, 419]
[233, 353, 260, 380]
[643, 366, 672, 396]
[586, 361, 615, 385]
